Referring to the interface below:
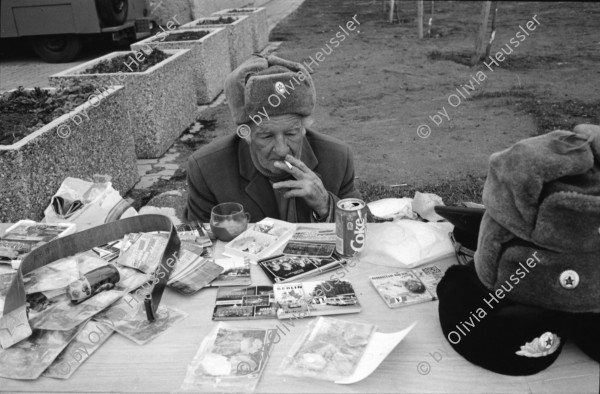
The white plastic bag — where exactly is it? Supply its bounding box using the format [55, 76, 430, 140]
[44, 177, 137, 231]
[361, 220, 454, 268]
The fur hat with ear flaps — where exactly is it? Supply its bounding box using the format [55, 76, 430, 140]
[438, 124, 600, 375]
[224, 55, 316, 125]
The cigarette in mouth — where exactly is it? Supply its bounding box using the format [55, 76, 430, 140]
[284, 160, 293, 170]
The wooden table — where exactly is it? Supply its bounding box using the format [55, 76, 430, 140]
[1, 223, 598, 393]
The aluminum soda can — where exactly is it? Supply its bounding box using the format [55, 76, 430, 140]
[335, 198, 367, 257]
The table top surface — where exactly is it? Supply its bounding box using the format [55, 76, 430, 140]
[0, 223, 598, 393]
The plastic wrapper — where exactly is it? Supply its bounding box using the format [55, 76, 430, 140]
[181, 323, 276, 393]
[93, 294, 187, 345]
[23, 257, 79, 294]
[0, 273, 16, 319]
[28, 290, 124, 331]
[362, 220, 454, 268]
[0, 324, 84, 380]
[411, 192, 445, 221]
[278, 317, 375, 382]
[43, 320, 113, 379]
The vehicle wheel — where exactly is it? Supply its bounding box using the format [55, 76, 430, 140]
[31, 35, 82, 63]
[96, 0, 128, 27]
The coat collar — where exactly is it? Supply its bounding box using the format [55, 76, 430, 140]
[238, 133, 320, 219]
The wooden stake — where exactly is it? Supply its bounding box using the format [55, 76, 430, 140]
[484, 1, 499, 59]
[389, 0, 394, 23]
[428, 0, 434, 37]
[417, 0, 424, 39]
[472, 1, 492, 65]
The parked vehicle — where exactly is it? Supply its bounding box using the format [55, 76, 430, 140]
[0, 0, 156, 62]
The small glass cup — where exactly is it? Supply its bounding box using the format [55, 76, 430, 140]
[210, 202, 250, 242]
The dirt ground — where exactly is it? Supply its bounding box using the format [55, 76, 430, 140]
[135, 0, 600, 211]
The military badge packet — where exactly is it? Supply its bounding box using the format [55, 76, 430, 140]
[258, 254, 347, 284]
[181, 323, 276, 393]
[370, 265, 443, 308]
[278, 316, 375, 382]
[212, 285, 277, 321]
[282, 241, 336, 258]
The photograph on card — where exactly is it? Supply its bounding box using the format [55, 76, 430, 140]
[282, 241, 336, 258]
[370, 271, 435, 308]
[290, 227, 336, 244]
[210, 258, 251, 287]
[274, 280, 361, 319]
[258, 254, 346, 283]
[213, 286, 277, 320]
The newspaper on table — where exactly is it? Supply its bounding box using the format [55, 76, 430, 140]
[93, 294, 187, 345]
[0, 324, 84, 380]
[43, 320, 114, 379]
[181, 323, 276, 392]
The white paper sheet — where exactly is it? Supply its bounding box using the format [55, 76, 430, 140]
[335, 321, 417, 384]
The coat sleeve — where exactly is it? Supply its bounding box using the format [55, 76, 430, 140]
[315, 146, 362, 223]
[332, 145, 362, 203]
[185, 156, 216, 223]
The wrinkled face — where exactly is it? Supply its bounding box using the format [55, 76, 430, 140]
[247, 114, 305, 176]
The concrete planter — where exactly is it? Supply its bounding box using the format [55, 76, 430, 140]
[131, 28, 230, 104]
[0, 86, 138, 222]
[48, 49, 196, 159]
[213, 7, 268, 53]
[182, 15, 252, 70]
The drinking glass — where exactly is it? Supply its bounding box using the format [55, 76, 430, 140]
[210, 203, 250, 242]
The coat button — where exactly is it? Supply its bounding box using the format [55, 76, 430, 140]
[559, 270, 579, 289]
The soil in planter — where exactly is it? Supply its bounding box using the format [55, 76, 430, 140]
[162, 31, 210, 42]
[84, 49, 171, 74]
[194, 16, 236, 25]
[0, 84, 96, 145]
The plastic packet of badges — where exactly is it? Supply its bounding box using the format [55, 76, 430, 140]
[181, 322, 276, 393]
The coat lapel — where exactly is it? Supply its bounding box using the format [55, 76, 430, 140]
[238, 141, 279, 219]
